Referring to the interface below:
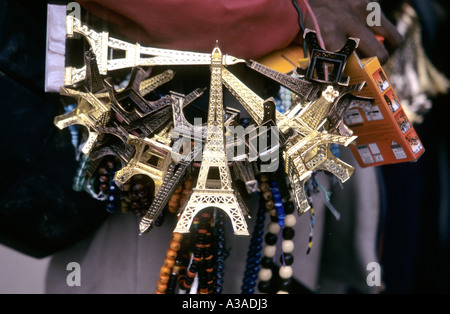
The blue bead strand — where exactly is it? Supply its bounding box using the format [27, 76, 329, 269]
[105, 181, 120, 213]
[241, 196, 266, 294]
[214, 211, 227, 294]
[270, 181, 286, 228]
[154, 206, 168, 227]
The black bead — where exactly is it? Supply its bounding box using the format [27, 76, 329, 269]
[261, 256, 273, 268]
[257, 280, 272, 293]
[279, 278, 293, 290]
[284, 201, 295, 214]
[280, 253, 294, 266]
[282, 227, 295, 240]
[264, 232, 278, 245]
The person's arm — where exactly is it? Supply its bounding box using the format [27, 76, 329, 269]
[77, 0, 301, 60]
[77, 0, 402, 63]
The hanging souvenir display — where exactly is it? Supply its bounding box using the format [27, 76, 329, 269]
[52, 9, 424, 294]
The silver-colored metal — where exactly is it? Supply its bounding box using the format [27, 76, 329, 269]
[174, 44, 249, 235]
[65, 16, 245, 85]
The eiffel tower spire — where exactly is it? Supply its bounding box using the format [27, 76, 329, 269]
[174, 43, 249, 235]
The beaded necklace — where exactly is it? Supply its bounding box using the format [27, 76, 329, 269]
[254, 175, 298, 294]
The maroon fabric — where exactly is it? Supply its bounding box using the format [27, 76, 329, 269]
[77, 0, 301, 59]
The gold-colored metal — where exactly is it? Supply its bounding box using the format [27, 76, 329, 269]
[174, 43, 249, 235]
[65, 16, 245, 85]
[113, 134, 172, 195]
[94, 69, 175, 99]
[55, 58, 175, 157]
[222, 68, 356, 214]
[138, 90, 207, 234]
[55, 87, 110, 155]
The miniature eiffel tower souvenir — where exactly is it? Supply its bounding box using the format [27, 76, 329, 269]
[222, 67, 357, 215]
[65, 16, 245, 86]
[173, 43, 250, 235]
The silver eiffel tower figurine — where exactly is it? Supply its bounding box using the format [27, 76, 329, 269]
[174, 43, 249, 235]
[65, 16, 245, 85]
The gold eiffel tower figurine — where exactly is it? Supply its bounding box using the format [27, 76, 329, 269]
[55, 49, 176, 157]
[113, 133, 172, 195]
[222, 67, 356, 215]
[174, 43, 249, 235]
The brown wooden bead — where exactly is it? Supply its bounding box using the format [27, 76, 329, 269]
[175, 185, 183, 193]
[106, 160, 115, 170]
[183, 179, 194, 190]
[169, 240, 181, 251]
[172, 233, 183, 242]
[164, 258, 175, 268]
[99, 175, 109, 183]
[99, 184, 109, 194]
[130, 201, 141, 210]
[160, 266, 171, 277]
[166, 249, 177, 260]
[133, 182, 145, 192]
[265, 200, 275, 210]
[260, 174, 270, 182]
[262, 191, 273, 200]
[260, 182, 271, 192]
[168, 199, 179, 208]
[122, 183, 131, 192]
[97, 167, 108, 175]
[168, 205, 178, 214]
[170, 193, 181, 202]
[159, 274, 170, 284]
[157, 281, 167, 292]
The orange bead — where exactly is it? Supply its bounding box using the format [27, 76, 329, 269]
[168, 205, 178, 214]
[260, 174, 270, 182]
[265, 200, 275, 210]
[160, 266, 171, 277]
[175, 185, 183, 193]
[170, 193, 181, 202]
[166, 249, 177, 260]
[172, 233, 183, 242]
[260, 182, 271, 192]
[183, 180, 194, 190]
[168, 199, 179, 208]
[157, 281, 167, 292]
[170, 240, 181, 251]
[262, 191, 273, 200]
[159, 274, 170, 284]
[164, 258, 175, 268]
